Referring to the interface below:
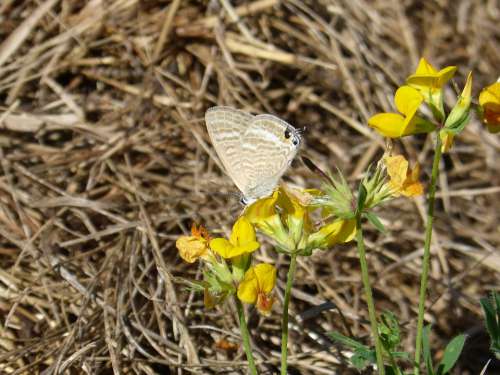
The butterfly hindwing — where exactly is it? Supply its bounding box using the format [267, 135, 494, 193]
[205, 106, 254, 194]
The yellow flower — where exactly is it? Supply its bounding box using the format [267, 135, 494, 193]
[406, 58, 456, 120]
[176, 224, 211, 263]
[368, 86, 435, 138]
[209, 216, 260, 259]
[237, 263, 276, 315]
[307, 218, 356, 250]
[384, 155, 424, 197]
[244, 188, 299, 251]
[479, 81, 500, 133]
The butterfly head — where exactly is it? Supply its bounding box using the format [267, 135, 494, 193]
[283, 125, 301, 148]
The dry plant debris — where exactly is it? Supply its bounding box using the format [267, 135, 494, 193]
[0, 0, 499, 374]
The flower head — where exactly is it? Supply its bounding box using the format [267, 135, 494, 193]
[176, 223, 211, 263]
[246, 185, 356, 255]
[479, 81, 500, 133]
[237, 263, 277, 315]
[368, 85, 435, 138]
[209, 216, 260, 259]
[406, 58, 457, 119]
[384, 155, 423, 197]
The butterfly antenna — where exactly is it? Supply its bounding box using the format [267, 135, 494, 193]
[301, 156, 335, 185]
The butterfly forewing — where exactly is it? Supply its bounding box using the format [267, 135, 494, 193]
[205, 107, 254, 193]
[240, 114, 300, 201]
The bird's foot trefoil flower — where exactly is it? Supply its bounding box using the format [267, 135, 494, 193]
[368, 85, 435, 138]
[237, 263, 277, 316]
[406, 57, 457, 120]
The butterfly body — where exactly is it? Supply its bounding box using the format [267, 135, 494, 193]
[205, 106, 301, 204]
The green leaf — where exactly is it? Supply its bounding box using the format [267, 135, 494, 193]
[329, 331, 375, 370]
[365, 212, 386, 233]
[480, 295, 499, 344]
[423, 325, 434, 375]
[379, 311, 401, 352]
[357, 183, 367, 214]
[437, 334, 466, 374]
[328, 331, 369, 351]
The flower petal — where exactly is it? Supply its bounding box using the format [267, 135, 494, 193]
[237, 268, 258, 304]
[244, 191, 279, 224]
[479, 82, 500, 132]
[176, 236, 209, 263]
[368, 113, 406, 138]
[230, 216, 256, 247]
[394, 85, 423, 116]
[209, 238, 234, 259]
[253, 263, 277, 294]
[414, 57, 437, 75]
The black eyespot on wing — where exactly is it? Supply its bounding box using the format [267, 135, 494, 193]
[284, 129, 291, 139]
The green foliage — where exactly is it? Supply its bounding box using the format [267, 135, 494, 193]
[365, 211, 386, 233]
[356, 183, 368, 215]
[422, 325, 466, 375]
[379, 311, 401, 353]
[329, 331, 375, 370]
[312, 167, 354, 219]
[480, 292, 500, 359]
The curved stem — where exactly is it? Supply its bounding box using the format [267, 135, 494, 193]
[356, 215, 385, 375]
[235, 297, 258, 375]
[414, 134, 443, 375]
[281, 254, 298, 375]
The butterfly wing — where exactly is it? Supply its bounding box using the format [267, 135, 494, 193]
[240, 114, 301, 202]
[205, 106, 254, 194]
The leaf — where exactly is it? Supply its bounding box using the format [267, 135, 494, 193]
[329, 331, 375, 370]
[422, 325, 434, 375]
[437, 334, 466, 374]
[379, 311, 401, 352]
[365, 212, 386, 233]
[357, 183, 367, 213]
[480, 295, 499, 343]
[329, 331, 369, 351]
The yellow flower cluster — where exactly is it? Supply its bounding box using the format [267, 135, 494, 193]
[176, 217, 276, 315]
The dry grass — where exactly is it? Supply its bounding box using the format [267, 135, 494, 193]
[0, 0, 499, 374]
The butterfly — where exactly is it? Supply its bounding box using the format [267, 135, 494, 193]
[205, 106, 301, 205]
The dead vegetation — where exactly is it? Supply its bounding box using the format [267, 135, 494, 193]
[0, 0, 499, 373]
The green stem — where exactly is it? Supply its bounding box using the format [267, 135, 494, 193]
[281, 254, 298, 375]
[414, 134, 443, 375]
[235, 297, 258, 375]
[356, 215, 385, 375]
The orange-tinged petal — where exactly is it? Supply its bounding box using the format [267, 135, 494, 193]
[385, 155, 423, 197]
[368, 113, 406, 138]
[253, 263, 277, 294]
[176, 235, 209, 263]
[237, 263, 276, 315]
[479, 82, 500, 132]
[385, 155, 408, 191]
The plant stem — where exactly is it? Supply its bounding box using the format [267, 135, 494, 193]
[235, 297, 258, 375]
[281, 254, 298, 375]
[414, 134, 443, 375]
[356, 215, 385, 375]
